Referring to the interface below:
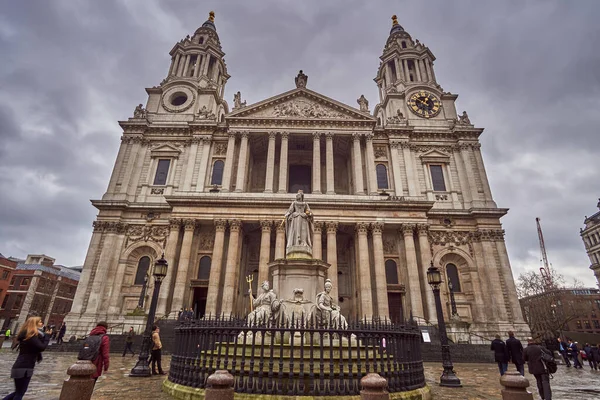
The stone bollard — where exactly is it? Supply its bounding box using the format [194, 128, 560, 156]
[499, 372, 534, 400]
[205, 370, 235, 400]
[59, 360, 97, 400]
[360, 373, 389, 400]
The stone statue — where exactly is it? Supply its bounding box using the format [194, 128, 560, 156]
[246, 280, 277, 326]
[386, 109, 406, 125]
[295, 70, 308, 88]
[458, 111, 471, 125]
[233, 91, 246, 109]
[357, 95, 369, 113]
[284, 190, 313, 256]
[312, 279, 348, 330]
[133, 104, 146, 118]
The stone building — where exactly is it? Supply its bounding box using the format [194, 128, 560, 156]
[64, 13, 529, 339]
[0, 254, 80, 332]
[581, 199, 600, 287]
[0, 254, 18, 329]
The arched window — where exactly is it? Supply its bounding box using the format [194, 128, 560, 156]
[211, 160, 224, 185]
[134, 256, 151, 285]
[446, 263, 461, 292]
[376, 164, 389, 189]
[401, 41, 407, 49]
[197, 256, 211, 280]
[385, 260, 399, 284]
[199, 37, 204, 44]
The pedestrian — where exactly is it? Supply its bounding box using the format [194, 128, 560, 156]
[5, 327, 11, 339]
[584, 343, 594, 369]
[506, 330, 525, 375]
[56, 322, 66, 345]
[557, 337, 571, 367]
[88, 321, 110, 384]
[151, 325, 165, 375]
[568, 339, 583, 369]
[590, 344, 600, 371]
[523, 337, 553, 400]
[122, 326, 135, 357]
[491, 334, 509, 376]
[2, 316, 52, 400]
[178, 308, 183, 321]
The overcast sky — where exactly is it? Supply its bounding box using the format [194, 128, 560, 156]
[1, 1, 599, 287]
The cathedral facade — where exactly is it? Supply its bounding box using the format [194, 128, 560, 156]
[65, 13, 529, 340]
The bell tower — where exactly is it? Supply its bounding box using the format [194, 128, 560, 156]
[145, 11, 230, 122]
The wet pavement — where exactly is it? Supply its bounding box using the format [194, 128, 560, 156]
[1, 347, 599, 399]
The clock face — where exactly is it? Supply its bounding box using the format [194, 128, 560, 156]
[408, 91, 442, 118]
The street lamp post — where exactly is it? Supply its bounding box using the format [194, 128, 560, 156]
[448, 282, 459, 318]
[130, 254, 168, 377]
[427, 261, 461, 387]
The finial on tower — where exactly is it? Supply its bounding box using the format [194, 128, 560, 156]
[391, 15, 399, 26]
[209, 11, 215, 22]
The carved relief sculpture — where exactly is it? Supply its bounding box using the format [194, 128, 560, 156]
[295, 70, 308, 88]
[357, 94, 369, 113]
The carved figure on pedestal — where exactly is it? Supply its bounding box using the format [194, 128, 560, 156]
[246, 280, 278, 326]
[133, 104, 147, 119]
[295, 70, 308, 88]
[284, 190, 314, 256]
[311, 279, 348, 330]
[233, 91, 246, 109]
[457, 111, 471, 125]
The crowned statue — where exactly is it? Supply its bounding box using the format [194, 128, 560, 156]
[312, 279, 348, 330]
[284, 190, 314, 257]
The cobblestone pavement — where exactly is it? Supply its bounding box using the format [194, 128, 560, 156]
[1, 349, 600, 399]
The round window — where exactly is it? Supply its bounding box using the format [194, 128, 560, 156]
[170, 92, 188, 106]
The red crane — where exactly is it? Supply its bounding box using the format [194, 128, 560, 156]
[536, 217, 553, 289]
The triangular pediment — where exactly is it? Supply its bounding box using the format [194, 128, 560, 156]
[149, 143, 182, 156]
[419, 149, 451, 163]
[227, 88, 375, 122]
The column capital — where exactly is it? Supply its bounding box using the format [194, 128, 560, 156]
[268, 131, 277, 140]
[356, 222, 369, 234]
[229, 219, 242, 232]
[276, 221, 286, 232]
[326, 221, 338, 234]
[260, 220, 273, 232]
[371, 222, 384, 234]
[401, 223, 415, 235]
[398, 139, 411, 149]
[312, 131, 322, 140]
[280, 131, 289, 140]
[214, 219, 227, 232]
[325, 132, 334, 140]
[314, 221, 324, 232]
[352, 132, 362, 141]
[202, 136, 212, 145]
[228, 132, 237, 140]
[169, 218, 181, 230]
[365, 133, 374, 142]
[390, 140, 400, 149]
[240, 131, 249, 139]
[183, 219, 196, 231]
[416, 223, 430, 235]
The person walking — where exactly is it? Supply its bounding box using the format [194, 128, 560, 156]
[557, 337, 571, 367]
[2, 316, 52, 400]
[568, 339, 583, 369]
[151, 325, 165, 375]
[590, 344, 600, 370]
[523, 337, 553, 400]
[88, 321, 110, 383]
[56, 322, 66, 345]
[584, 343, 594, 369]
[122, 327, 135, 357]
[491, 335, 509, 375]
[506, 331, 525, 375]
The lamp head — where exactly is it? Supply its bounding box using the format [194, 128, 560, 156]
[427, 261, 442, 287]
[154, 253, 168, 281]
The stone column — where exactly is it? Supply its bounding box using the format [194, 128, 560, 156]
[277, 132, 289, 193]
[221, 133, 237, 192]
[182, 137, 200, 191]
[401, 142, 418, 196]
[312, 222, 323, 260]
[365, 134, 378, 195]
[192, 54, 201, 77]
[220, 220, 242, 315]
[70, 225, 103, 314]
[177, 54, 186, 76]
[326, 222, 339, 303]
[169, 54, 180, 76]
[452, 146, 472, 205]
[414, 59, 422, 81]
[16, 272, 41, 328]
[401, 224, 424, 321]
[371, 222, 389, 319]
[424, 59, 433, 82]
[258, 220, 272, 285]
[264, 132, 276, 193]
[106, 138, 129, 194]
[459, 143, 480, 203]
[196, 137, 211, 192]
[325, 133, 335, 194]
[119, 139, 141, 195]
[43, 276, 61, 326]
[183, 54, 192, 76]
[205, 219, 228, 316]
[395, 58, 403, 82]
[403, 59, 410, 81]
[352, 133, 365, 195]
[170, 219, 196, 314]
[234, 132, 249, 192]
[356, 222, 373, 318]
[156, 219, 181, 316]
[417, 224, 436, 323]
[202, 54, 211, 76]
[312, 132, 322, 194]
[275, 222, 286, 259]
[472, 143, 495, 204]
[389, 142, 404, 196]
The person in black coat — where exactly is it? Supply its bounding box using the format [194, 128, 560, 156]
[506, 331, 525, 375]
[523, 338, 553, 400]
[2, 316, 51, 400]
[490, 335, 509, 375]
[590, 344, 600, 371]
[568, 339, 583, 368]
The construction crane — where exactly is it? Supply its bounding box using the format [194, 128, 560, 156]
[536, 217, 554, 290]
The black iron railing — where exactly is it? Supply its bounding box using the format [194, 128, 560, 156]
[168, 316, 425, 396]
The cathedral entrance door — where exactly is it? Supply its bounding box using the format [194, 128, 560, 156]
[288, 165, 311, 193]
[193, 287, 208, 319]
[388, 292, 404, 323]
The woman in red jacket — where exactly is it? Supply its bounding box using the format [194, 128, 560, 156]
[88, 321, 110, 383]
[3, 316, 52, 400]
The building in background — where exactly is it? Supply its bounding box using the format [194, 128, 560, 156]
[0, 254, 18, 330]
[581, 199, 600, 287]
[0, 254, 80, 332]
[64, 12, 529, 340]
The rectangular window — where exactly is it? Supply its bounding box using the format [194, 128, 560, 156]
[153, 159, 171, 185]
[13, 294, 23, 310]
[9, 276, 16, 285]
[1, 270, 8, 280]
[429, 165, 446, 191]
[594, 320, 600, 329]
[22, 278, 30, 286]
[584, 320, 591, 329]
[576, 320, 582, 329]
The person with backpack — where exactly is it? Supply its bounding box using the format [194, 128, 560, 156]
[122, 327, 135, 357]
[2, 316, 52, 400]
[80, 321, 110, 383]
[524, 337, 554, 400]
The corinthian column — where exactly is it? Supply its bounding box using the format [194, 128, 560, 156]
[365, 134, 378, 195]
[156, 219, 181, 316]
[417, 224, 436, 323]
[275, 222, 286, 259]
[235, 131, 249, 192]
[402, 224, 424, 321]
[182, 137, 200, 191]
[258, 220, 272, 285]
[312, 132, 322, 194]
[389, 141, 404, 196]
[221, 132, 237, 192]
[371, 222, 389, 319]
[352, 133, 364, 195]
[170, 219, 196, 314]
[264, 132, 276, 193]
[220, 219, 242, 315]
[205, 219, 228, 316]
[356, 222, 373, 318]
[278, 132, 289, 193]
[325, 133, 335, 194]
[326, 222, 339, 302]
[196, 137, 211, 192]
[312, 221, 323, 260]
